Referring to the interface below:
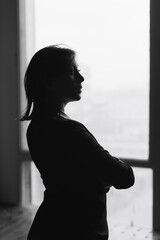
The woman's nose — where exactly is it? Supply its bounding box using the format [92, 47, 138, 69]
[78, 72, 84, 83]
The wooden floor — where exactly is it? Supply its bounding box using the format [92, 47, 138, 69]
[0, 205, 36, 240]
[0, 205, 159, 240]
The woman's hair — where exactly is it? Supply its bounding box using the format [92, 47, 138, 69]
[20, 44, 76, 121]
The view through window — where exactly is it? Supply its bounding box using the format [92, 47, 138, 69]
[22, 0, 149, 160]
[34, 0, 149, 160]
[21, 0, 152, 229]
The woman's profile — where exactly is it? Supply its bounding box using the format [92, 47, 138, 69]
[21, 44, 135, 240]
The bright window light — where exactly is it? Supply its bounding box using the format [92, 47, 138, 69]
[33, 0, 149, 159]
[21, 0, 149, 160]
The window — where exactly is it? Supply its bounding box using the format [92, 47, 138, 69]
[19, 0, 160, 231]
[22, 0, 149, 160]
[108, 167, 153, 229]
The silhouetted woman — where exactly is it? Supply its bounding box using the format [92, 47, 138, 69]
[21, 45, 135, 240]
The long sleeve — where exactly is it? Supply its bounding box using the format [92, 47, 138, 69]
[27, 117, 135, 191]
[27, 116, 135, 240]
[66, 120, 135, 190]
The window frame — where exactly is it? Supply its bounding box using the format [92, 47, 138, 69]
[149, 0, 160, 232]
[18, 0, 160, 232]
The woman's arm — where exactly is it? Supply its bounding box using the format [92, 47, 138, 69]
[69, 121, 135, 190]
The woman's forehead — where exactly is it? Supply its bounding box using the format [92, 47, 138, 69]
[71, 58, 78, 68]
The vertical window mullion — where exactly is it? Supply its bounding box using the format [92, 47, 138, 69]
[150, 0, 160, 232]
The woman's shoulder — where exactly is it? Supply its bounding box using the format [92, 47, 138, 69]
[27, 115, 86, 135]
[60, 116, 85, 128]
[54, 116, 87, 134]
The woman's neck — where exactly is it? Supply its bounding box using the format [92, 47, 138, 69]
[37, 102, 70, 118]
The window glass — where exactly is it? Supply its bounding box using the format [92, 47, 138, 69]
[31, 162, 45, 206]
[21, 1, 149, 155]
[21, 0, 149, 159]
[108, 167, 153, 230]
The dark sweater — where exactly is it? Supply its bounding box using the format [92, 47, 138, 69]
[27, 114, 135, 240]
